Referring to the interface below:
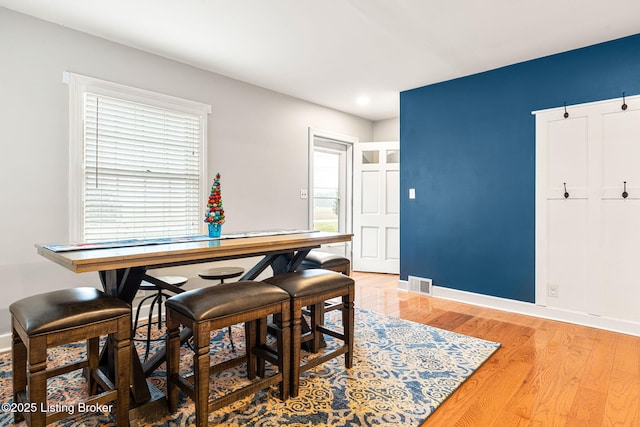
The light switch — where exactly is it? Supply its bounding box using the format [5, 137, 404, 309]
[300, 189, 308, 199]
[409, 188, 416, 199]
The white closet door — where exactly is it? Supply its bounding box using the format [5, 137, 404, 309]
[535, 95, 640, 323]
[601, 109, 640, 322]
[543, 117, 590, 313]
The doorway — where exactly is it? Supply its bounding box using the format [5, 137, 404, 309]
[352, 141, 400, 274]
[308, 128, 356, 258]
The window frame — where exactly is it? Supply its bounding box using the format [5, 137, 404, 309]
[65, 72, 211, 242]
[308, 127, 356, 241]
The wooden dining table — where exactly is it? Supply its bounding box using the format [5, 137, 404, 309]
[36, 230, 353, 420]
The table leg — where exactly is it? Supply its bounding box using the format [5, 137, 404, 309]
[99, 267, 152, 404]
[242, 249, 311, 280]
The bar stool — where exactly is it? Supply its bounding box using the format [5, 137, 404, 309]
[133, 275, 188, 360]
[297, 250, 351, 276]
[297, 251, 351, 316]
[264, 269, 354, 397]
[197, 266, 244, 351]
[165, 281, 291, 427]
[198, 266, 245, 283]
[10, 287, 131, 427]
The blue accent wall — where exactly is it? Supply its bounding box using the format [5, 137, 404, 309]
[400, 34, 640, 303]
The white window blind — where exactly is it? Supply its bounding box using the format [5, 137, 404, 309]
[66, 72, 210, 243]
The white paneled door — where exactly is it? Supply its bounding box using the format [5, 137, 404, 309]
[535, 95, 640, 323]
[353, 141, 399, 273]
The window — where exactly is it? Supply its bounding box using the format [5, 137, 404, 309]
[66, 73, 210, 242]
[312, 143, 345, 232]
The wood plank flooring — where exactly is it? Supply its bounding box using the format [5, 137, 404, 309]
[352, 271, 640, 427]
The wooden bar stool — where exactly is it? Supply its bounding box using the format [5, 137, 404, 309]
[133, 275, 188, 360]
[197, 266, 244, 351]
[297, 251, 351, 315]
[297, 250, 351, 276]
[165, 281, 291, 427]
[264, 269, 355, 397]
[10, 287, 131, 427]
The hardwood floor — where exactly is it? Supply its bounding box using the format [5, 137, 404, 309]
[352, 271, 640, 427]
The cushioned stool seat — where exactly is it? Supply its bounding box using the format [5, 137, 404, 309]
[165, 281, 291, 427]
[10, 287, 131, 427]
[264, 269, 354, 397]
[298, 250, 351, 275]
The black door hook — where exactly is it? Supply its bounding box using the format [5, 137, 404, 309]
[622, 181, 628, 199]
[563, 183, 569, 199]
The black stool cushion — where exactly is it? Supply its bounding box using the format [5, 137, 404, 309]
[10, 287, 130, 336]
[165, 281, 289, 322]
[264, 269, 354, 298]
[300, 251, 349, 269]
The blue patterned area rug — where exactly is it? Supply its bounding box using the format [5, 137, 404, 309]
[0, 308, 500, 426]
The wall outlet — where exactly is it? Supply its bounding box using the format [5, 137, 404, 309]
[547, 283, 560, 298]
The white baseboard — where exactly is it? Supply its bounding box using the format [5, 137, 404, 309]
[398, 280, 640, 337]
[0, 333, 10, 353]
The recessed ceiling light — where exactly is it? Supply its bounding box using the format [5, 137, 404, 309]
[356, 96, 370, 105]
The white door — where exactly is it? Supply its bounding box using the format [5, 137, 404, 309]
[308, 128, 355, 258]
[353, 141, 400, 273]
[535, 94, 640, 323]
[600, 108, 640, 322]
[536, 114, 593, 313]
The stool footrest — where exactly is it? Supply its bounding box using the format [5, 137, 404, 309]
[81, 388, 119, 408]
[301, 345, 349, 373]
[207, 373, 283, 413]
[172, 373, 195, 396]
[93, 367, 116, 391]
[324, 301, 343, 312]
[299, 330, 315, 344]
[316, 325, 344, 340]
[209, 355, 248, 376]
[46, 359, 88, 379]
[175, 350, 283, 407]
[178, 353, 249, 389]
[302, 301, 343, 316]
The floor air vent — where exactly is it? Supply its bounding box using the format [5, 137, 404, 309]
[408, 276, 433, 296]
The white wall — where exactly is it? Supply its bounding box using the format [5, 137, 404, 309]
[0, 7, 374, 334]
[373, 117, 399, 141]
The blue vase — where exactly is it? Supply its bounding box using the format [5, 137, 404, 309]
[208, 222, 222, 238]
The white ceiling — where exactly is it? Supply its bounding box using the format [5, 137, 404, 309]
[2, 0, 640, 121]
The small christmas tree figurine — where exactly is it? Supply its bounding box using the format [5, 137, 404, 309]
[205, 173, 225, 237]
